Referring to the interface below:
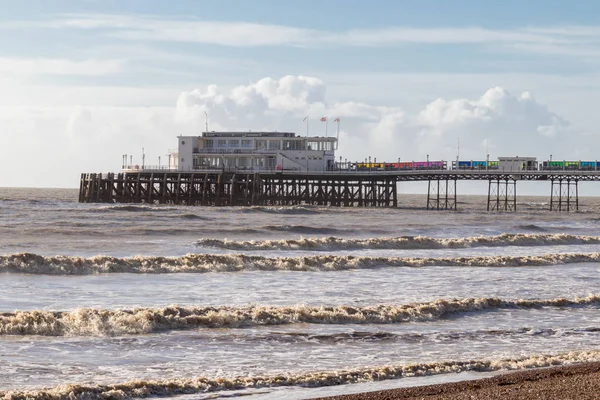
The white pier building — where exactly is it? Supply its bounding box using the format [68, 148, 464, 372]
[172, 131, 337, 172]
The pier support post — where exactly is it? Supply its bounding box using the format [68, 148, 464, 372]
[487, 179, 517, 212]
[550, 179, 579, 211]
[426, 179, 457, 210]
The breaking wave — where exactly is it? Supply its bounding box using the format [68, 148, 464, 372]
[3, 350, 600, 399]
[1, 295, 599, 336]
[3, 252, 600, 275]
[209, 326, 600, 345]
[195, 233, 600, 251]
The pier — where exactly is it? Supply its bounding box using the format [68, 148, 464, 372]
[81, 131, 600, 211]
[79, 169, 600, 211]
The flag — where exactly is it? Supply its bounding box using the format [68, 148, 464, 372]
[320, 117, 327, 122]
[303, 116, 307, 122]
[334, 117, 340, 122]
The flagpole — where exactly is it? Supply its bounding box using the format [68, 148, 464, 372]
[325, 118, 328, 138]
[304, 116, 309, 172]
[305, 116, 309, 144]
[336, 118, 340, 150]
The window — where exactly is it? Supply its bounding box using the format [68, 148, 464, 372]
[228, 139, 239, 147]
[268, 140, 281, 150]
[204, 140, 214, 149]
[283, 140, 303, 150]
[217, 139, 226, 147]
[255, 140, 267, 150]
[241, 139, 251, 148]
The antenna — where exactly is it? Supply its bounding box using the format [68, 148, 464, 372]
[204, 111, 209, 132]
[457, 137, 460, 162]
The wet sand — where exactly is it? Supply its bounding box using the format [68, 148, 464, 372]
[313, 362, 600, 400]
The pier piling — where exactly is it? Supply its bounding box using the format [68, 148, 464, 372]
[426, 179, 457, 210]
[78, 172, 398, 207]
[550, 179, 579, 211]
[487, 179, 517, 212]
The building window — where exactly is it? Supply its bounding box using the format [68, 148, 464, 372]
[217, 139, 226, 147]
[228, 139, 239, 147]
[204, 140, 213, 149]
[268, 140, 281, 150]
[241, 139, 251, 148]
[283, 140, 303, 150]
[255, 140, 267, 150]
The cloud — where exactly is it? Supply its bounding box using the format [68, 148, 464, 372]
[174, 75, 577, 163]
[0, 75, 587, 188]
[66, 106, 93, 137]
[0, 57, 123, 77]
[174, 75, 404, 137]
[412, 87, 573, 158]
[3, 13, 593, 49]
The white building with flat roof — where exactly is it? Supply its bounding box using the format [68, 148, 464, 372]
[172, 131, 337, 172]
[498, 156, 538, 171]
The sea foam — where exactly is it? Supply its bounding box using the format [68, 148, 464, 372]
[2, 350, 600, 399]
[1, 295, 598, 336]
[196, 233, 600, 251]
[2, 251, 600, 275]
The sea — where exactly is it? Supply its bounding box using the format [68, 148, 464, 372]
[2, 187, 600, 399]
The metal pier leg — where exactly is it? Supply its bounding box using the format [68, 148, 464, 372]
[496, 180, 500, 211]
[453, 179, 457, 210]
[488, 179, 516, 212]
[558, 179, 563, 211]
[550, 179, 554, 211]
[487, 180, 492, 211]
[566, 179, 571, 211]
[436, 179, 440, 210]
[427, 180, 431, 210]
[513, 180, 517, 212]
[445, 179, 449, 210]
[504, 180, 509, 211]
[576, 180, 579, 211]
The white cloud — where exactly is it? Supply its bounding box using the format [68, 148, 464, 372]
[0, 57, 123, 77]
[0, 75, 590, 188]
[3, 13, 594, 48]
[412, 87, 573, 159]
[324, 27, 561, 46]
[175, 76, 577, 163]
[66, 106, 93, 138]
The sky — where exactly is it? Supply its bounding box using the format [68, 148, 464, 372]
[2, 0, 600, 190]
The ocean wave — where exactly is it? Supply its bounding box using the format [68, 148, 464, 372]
[236, 205, 323, 215]
[195, 233, 600, 251]
[1, 295, 598, 336]
[3, 252, 600, 275]
[514, 224, 547, 231]
[260, 225, 343, 234]
[230, 326, 600, 345]
[92, 205, 180, 213]
[3, 350, 600, 399]
[179, 213, 206, 220]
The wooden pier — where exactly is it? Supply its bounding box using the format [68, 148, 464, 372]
[79, 172, 398, 207]
[80, 170, 600, 210]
